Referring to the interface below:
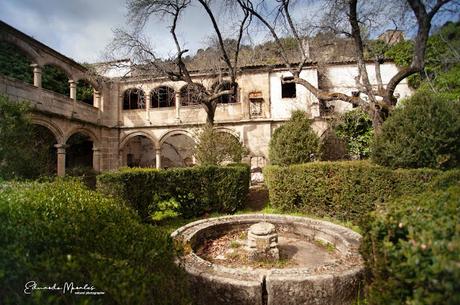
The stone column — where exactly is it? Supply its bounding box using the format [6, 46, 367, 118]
[155, 148, 162, 169]
[93, 148, 101, 172]
[118, 93, 124, 126]
[69, 80, 77, 100]
[94, 90, 101, 108]
[55, 144, 67, 177]
[94, 90, 102, 121]
[175, 92, 181, 122]
[119, 149, 125, 168]
[145, 93, 151, 123]
[31, 64, 42, 88]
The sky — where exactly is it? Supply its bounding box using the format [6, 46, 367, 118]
[0, 0, 219, 63]
[1, 0, 457, 64]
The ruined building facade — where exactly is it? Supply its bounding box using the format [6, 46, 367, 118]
[0, 21, 412, 176]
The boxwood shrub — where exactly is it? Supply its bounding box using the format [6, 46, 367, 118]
[361, 185, 460, 305]
[264, 161, 441, 225]
[97, 165, 250, 220]
[0, 180, 190, 305]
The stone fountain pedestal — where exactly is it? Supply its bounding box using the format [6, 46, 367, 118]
[247, 222, 279, 261]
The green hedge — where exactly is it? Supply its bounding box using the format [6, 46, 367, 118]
[361, 185, 460, 304]
[97, 165, 250, 220]
[0, 179, 190, 305]
[264, 161, 441, 225]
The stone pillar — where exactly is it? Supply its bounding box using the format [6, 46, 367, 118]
[55, 144, 67, 177]
[175, 92, 181, 122]
[94, 90, 101, 108]
[118, 93, 124, 126]
[69, 80, 77, 100]
[93, 148, 101, 172]
[94, 90, 102, 121]
[155, 148, 162, 169]
[31, 64, 42, 88]
[145, 93, 151, 122]
[119, 150, 125, 168]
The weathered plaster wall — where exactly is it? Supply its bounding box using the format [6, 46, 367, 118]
[269, 68, 319, 120]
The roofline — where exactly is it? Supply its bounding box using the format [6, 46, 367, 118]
[116, 58, 394, 84]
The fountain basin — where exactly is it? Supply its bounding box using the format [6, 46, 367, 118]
[171, 214, 364, 305]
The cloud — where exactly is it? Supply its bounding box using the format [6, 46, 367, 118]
[0, 0, 128, 62]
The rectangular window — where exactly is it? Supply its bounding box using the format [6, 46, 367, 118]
[281, 77, 296, 98]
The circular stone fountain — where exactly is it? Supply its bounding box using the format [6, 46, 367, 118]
[171, 214, 364, 305]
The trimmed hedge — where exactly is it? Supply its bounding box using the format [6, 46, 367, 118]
[0, 179, 190, 305]
[97, 165, 250, 220]
[361, 185, 460, 304]
[264, 161, 441, 225]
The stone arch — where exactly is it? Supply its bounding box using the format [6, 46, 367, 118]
[64, 127, 99, 148]
[211, 80, 238, 104]
[41, 59, 75, 80]
[120, 131, 159, 150]
[74, 73, 101, 91]
[179, 83, 206, 106]
[159, 129, 196, 168]
[123, 87, 145, 110]
[30, 117, 64, 144]
[120, 131, 158, 168]
[159, 129, 196, 146]
[0, 35, 42, 65]
[150, 85, 176, 108]
[215, 127, 241, 143]
[64, 127, 100, 172]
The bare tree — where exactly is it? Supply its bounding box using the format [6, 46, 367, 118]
[237, 0, 456, 128]
[108, 0, 250, 124]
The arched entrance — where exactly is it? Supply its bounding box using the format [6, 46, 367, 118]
[30, 125, 58, 176]
[66, 132, 93, 170]
[160, 132, 195, 168]
[122, 135, 156, 168]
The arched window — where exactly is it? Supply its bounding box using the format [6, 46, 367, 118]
[151, 86, 175, 108]
[0, 41, 33, 84]
[123, 88, 145, 110]
[77, 79, 94, 106]
[42, 64, 69, 96]
[180, 83, 206, 106]
[211, 81, 238, 104]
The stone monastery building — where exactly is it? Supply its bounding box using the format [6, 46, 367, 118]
[0, 21, 412, 176]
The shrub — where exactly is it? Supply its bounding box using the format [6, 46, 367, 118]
[361, 185, 460, 305]
[0, 179, 190, 305]
[334, 109, 373, 159]
[264, 161, 441, 225]
[97, 165, 250, 220]
[371, 90, 460, 169]
[269, 110, 320, 165]
[194, 124, 247, 165]
[65, 166, 98, 189]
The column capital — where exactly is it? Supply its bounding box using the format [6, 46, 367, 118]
[30, 64, 42, 71]
[54, 144, 69, 150]
[68, 79, 76, 85]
